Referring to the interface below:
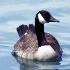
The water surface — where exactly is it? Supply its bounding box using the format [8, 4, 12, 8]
[0, 0, 70, 70]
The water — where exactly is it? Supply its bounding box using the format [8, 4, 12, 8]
[0, 0, 70, 70]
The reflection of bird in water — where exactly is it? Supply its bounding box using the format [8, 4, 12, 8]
[14, 56, 60, 70]
[12, 10, 62, 61]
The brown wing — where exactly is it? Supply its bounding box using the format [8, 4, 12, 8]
[13, 32, 38, 54]
[45, 33, 62, 53]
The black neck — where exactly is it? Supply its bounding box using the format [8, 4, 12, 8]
[35, 16, 49, 47]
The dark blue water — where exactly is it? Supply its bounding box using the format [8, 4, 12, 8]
[0, 0, 70, 70]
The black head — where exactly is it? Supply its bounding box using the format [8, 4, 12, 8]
[37, 10, 59, 24]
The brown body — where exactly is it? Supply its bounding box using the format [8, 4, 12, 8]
[13, 24, 62, 59]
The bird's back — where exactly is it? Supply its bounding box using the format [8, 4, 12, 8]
[13, 24, 38, 59]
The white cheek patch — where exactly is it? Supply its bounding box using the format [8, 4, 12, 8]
[38, 13, 46, 24]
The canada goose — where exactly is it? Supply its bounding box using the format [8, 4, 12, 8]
[12, 10, 62, 61]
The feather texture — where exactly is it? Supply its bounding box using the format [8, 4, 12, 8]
[13, 24, 62, 60]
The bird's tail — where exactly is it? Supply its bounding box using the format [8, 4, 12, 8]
[17, 24, 35, 37]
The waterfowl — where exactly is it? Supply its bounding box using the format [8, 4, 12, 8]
[12, 10, 62, 61]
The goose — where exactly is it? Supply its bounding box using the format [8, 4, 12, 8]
[12, 10, 62, 61]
